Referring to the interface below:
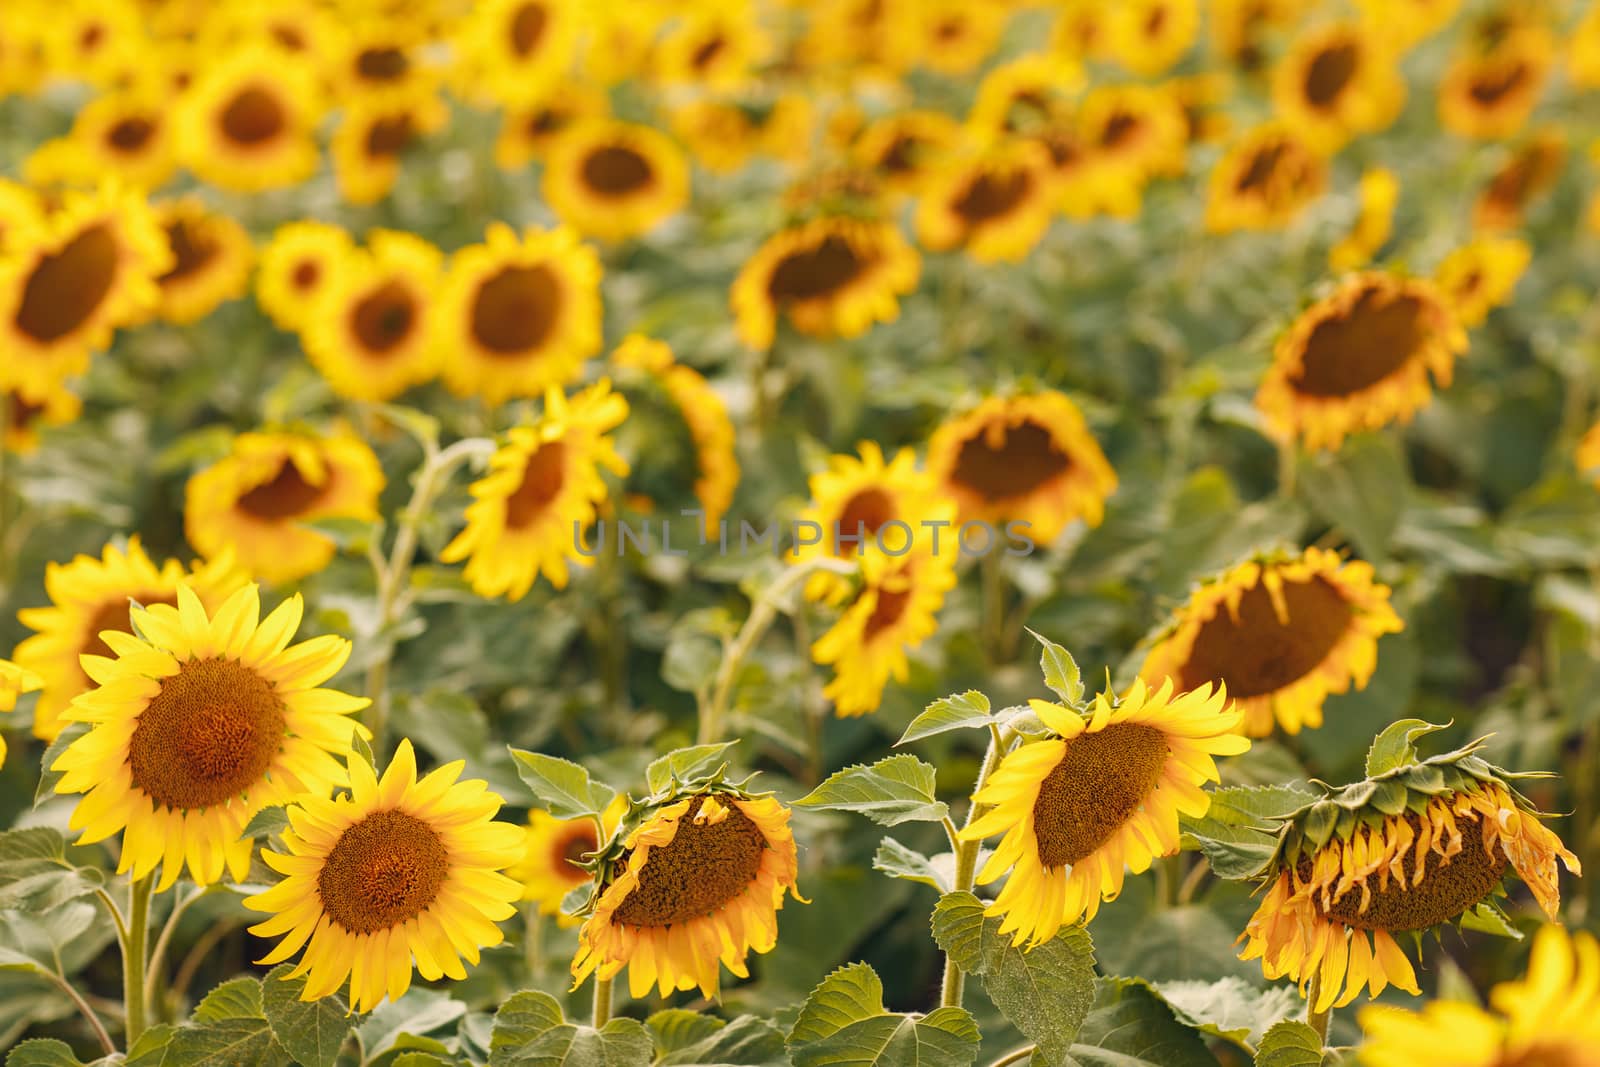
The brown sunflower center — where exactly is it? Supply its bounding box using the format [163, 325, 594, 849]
[351, 281, 417, 354]
[82, 592, 177, 661]
[836, 488, 893, 549]
[1236, 142, 1288, 193]
[1309, 813, 1508, 931]
[1292, 288, 1431, 397]
[953, 170, 1032, 223]
[159, 220, 218, 285]
[7, 393, 45, 432]
[554, 822, 598, 869]
[1468, 62, 1528, 106]
[1305, 43, 1357, 109]
[271, 25, 307, 52]
[127, 658, 286, 810]
[471, 265, 559, 354]
[14, 223, 119, 344]
[881, 135, 924, 174]
[692, 34, 727, 71]
[1496, 1046, 1588, 1067]
[510, 2, 547, 56]
[1099, 112, 1143, 150]
[768, 235, 866, 303]
[1485, 143, 1562, 214]
[220, 87, 286, 146]
[291, 259, 321, 291]
[356, 47, 409, 82]
[611, 797, 767, 927]
[365, 115, 415, 158]
[1031, 723, 1170, 868]
[238, 458, 327, 520]
[580, 145, 654, 196]
[319, 809, 450, 933]
[506, 441, 567, 528]
[107, 116, 155, 152]
[863, 586, 911, 641]
[949, 420, 1072, 501]
[1177, 574, 1353, 698]
[527, 107, 570, 137]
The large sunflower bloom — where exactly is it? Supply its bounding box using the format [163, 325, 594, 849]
[1139, 548, 1403, 738]
[1433, 238, 1530, 328]
[915, 139, 1057, 264]
[246, 739, 525, 1014]
[1205, 123, 1328, 233]
[51, 584, 369, 890]
[151, 198, 255, 325]
[1255, 272, 1467, 452]
[542, 120, 690, 242]
[256, 221, 354, 334]
[1272, 22, 1404, 153]
[962, 679, 1249, 946]
[175, 46, 321, 192]
[50, 88, 178, 190]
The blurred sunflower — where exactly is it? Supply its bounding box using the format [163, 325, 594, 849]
[802, 0, 918, 78]
[1439, 28, 1554, 141]
[1256, 272, 1467, 452]
[52, 89, 177, 190]
[732, 215, 920, 350]
[1049, 1, 1109, 63]
[578, 6, 659, 87]
[185, 430, 385, 584]
[914, 0, 1007, 76]
[512, 797, 626, 920]
[150, 198, 255, 325]
[437, 223, 602, 405]
[1433, 237, 1530, 327]
[453, 0, 578, 105]
[51, 584, 368, 891]
[1329, 168, 1399, 271]
[1169, 72, 1234, 144]
[1139, 548, 1403, 738]
[852, 110, 961, 198]
[1028, 114, 1140, 221]
[246, 739, 525, 1014]
[1272, 21, 1404, 153]
[1579, 421, 1600, 486]
[0, 181, 171, 393]
[1208, 0, 1297, 74]
[256, 221, 354, 333]
[915, 139, 1056, 263]
[328, 24, 431, 104]
[1205, 123, 1328, 233]
[1105, 0, 1199, 77]
[2, 379, 80, 455]
[968, 53, 1083, 141]
[303, 229, 441, 402]
[494, 82, 610, 170]
[926, 392, 1117, 546]
[175, 46, 321, 192]
[1574, 4, 1600, 88]
[962, 679, 1248, 946]
[44, 0, 144, 86]
[571, 784, 803, 999]
[0, 660, 42, 767]
[0, 7, 49, 96]
[655, 6, 767, 90]
[1073, 83, 1190, 206]
[1239, 738, 1580, 1010]
[331, 93, 448, 206]
[1353, 0, 1461, 50]
[542, 120, 690, 242]
[441, 381, 629, 598]
[670, 95, 812, 175]
[1474, 130, 1566, 232]
[199, 0, 342, 64]
[0, 179, 40, 255]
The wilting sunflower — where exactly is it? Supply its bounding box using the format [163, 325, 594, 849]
[926, 392, 1117, 546]
[1106, 0, 1199, 77]
[1330, 168, 1399, 271]
[655, 6, 768, 89]
[542, 120, 690, 242]
[512, 797, 626, 920]
[246, 739, 525, 1014]
[303, 229, 441, 402]
[571, 781, 803, 999]
[1256, 272, 1467, 452]
[1358, 924, 1600, 1067]
[494, 82, 610, 170]
[914, 0, 1006, 76]
[1439, 29, 1554, 141]
[1205, 123, 1328, 233]
[1434, 237, 1530, 328]
[1139, 548, 1403, 738]
[14, 538, 244, 742]
[176, 46, 321, 192]
[1474, 130, 1566, 232]
[437, 223, 602, 405]
[256, 222, 353, 334]
[915, 139, 1056, 263]
[441, 382, 628, 598]
[0, 181, 170, 393]
[852, 110, 961, 198]
[1272, 21, 1405, 153]
[55, 89, 177, 190]
[3, 379, 81, 455]
[453, 0, 578, 105]
[331, 93, 448, 206]
[731, 215, 920, 350]
[51, 584, 368, 891]
[149, 198, 255, 325]
[185, 430, 385, 584]
[962, 678, 1248, 946]
[1238, 734, 1581, 1011]
[0, 660, 42, 768]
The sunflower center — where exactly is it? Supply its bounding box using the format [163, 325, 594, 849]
[319, 809, 450, 933]
[554, 822, 598, 869]
[1236, 142, 1287, 193]
[836, 488, 893, 551]
[1178, 574, 1353, 698]
[611, 797, 767, 927]
[1469, 62, 1528, 106]
[1292, 288, 1430, 397]
[82, 593, 177, 661]
[471, 265, 559, 354]
[1099, 112, 1143, 150]
[1031, 723, 1171, 868]
[351, 281, 417, 354]
[8, 393, 45, 432]
[128, 658, 286, 810]
[692, 34, 727, 71]
[271, 25, 306, 51]
[291, 259, 321, 291]
[863, 586, 911, 640]
[949, 420, 1071, 501]
[238, 459, 327, 519]
[14, 223, 119, 345]
[220, 87, 286, 146]
[1310, 813, 1508, 931]
[881, 135, 923, 174]
[953, 170, 1032, 223]
[527, 107, 569, 137]
[580, 145, 654, 196]
[1496, 1046, 1588, 1067]
[356, 47, 409, 82]
[506, 441, 567, 527]
[159, 220, 218, 285]
[1305, 43, 1357, 109]
[510, 2, 547, 56]
[365, 115, 415, 158]
[767, 236, 865, 303]
[107, 116, 155, 152]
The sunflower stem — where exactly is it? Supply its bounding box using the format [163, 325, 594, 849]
[123, 876, 152, 1048]
[1276, 439, 1298, 499]
[980, 549, 1007, 666]
[1306, 973, 1330, 1046]
[984, 1044, 1036, 1067]
[45, 970, 115, 1058]
[145, 884, 205, 1012]
[592, 976, 613, 1028]
[940, 728, 1011, 1009]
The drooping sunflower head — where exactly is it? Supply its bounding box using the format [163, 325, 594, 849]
[1139, 547, 1403, 738]
[246, 739, 526, 1013]
[1205, 122, 1328, 233]
[1438, 26, 1555, 141]
[1474, 130, 1566, 233]
[1433, 237, 1530, 328]
[494, 81, 610, 170]
[1272, 20, 1405, 152]
[175, 45, 321, 192]
[962, 676, 1248, 947]
[1105, 0, 1200, 78]
[1239, 728, 1581, 1012]
[3, 378, 81, 455]
[452, 0, 579, 106]
[52, 583, 370, 891]
[926, 391, 1117, 546]
[852, 110, 962, 198]
[331, 93, 449, 206]
[543, 120, 690, 242]
[256, 220, 354, 333]
[150, 197, 255, 325]
[512, 795, 627, 921]
[1255, 271, 1468, 452]
[572, 777, 803, 1000]
[915, 138, 1058, 263]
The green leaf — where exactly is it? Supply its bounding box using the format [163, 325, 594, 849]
[239, 806, 290, 843]
[372, 404, 442, 450]
[5, 1039, 86, 1067]
[1299, 433, 1409, 564]
[0, 828, 105, 912]
[261, 964, 352, 1067]
[646, 1011, 724, 1055]
[33, 724, 89, 807]
[489, 991, 653, 1067]
[661, 631, 722, 694]
[1067, 978, 1220, 1067]
[302, 516, 382, 552]
[872, 839, 951, 893]
[1459, 900, 1524, 940]
[1180, 785, 1314, 880]
[1031, 630, 1085, 706]
[390, 1056, 454, 1067]
[0, 900, 107, 974]
[1365, 720, 1448, 777]
[357, 989, 468, 1062]
[645, 742, 738, 794]
[1155, 978, 1302, 1049]
[787, 964, 980, 1067]
[656, 1016, 785, 1067]
[897, 692, 995, 746]
[508, 750, 617, 820]
[166, 976, 290, 1067]
[795, 756, 949, 827]
[126, 1024, 175, 1067]
[1253, 1021, 1322, 1067]
[194, 977, 264, 1022]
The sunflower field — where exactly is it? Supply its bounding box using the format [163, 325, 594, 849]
[3, 1, 1600, 1065]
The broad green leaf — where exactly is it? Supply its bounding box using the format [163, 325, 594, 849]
[1459, 900, 1524, 940]
[655, 1016, 785, 1067]
[1299, 434, 1409, 564]
[645, 742, 738, 794]
[1365, 720, 1448, 777]
[33, 725, 89, 807]
[166, 977, 289, 1067]
[390, 1056, 454, 1067]
[1253, 1021, 1322, 1067]
[126, 1024, 175, 1067]
[0, 828, 105, 912]
[0, 901, 107, 974]
[1180, 785, 1313, 879]
[489, 991, 652, 1067]
[661, 631, 722, 694]
[261, 964, 352, 1067]
[795, 756, 948, 827]
[5, 1039, 86, 1067]
[1031, 630, 1085, 706]
[897, 692, 995, 746]
[372, 404, 442, 449]
[193, 977, 264, 1022]
[646, 1011, 724, 1055]
[507, 750, 617, 820]
[872, 839, 951, 893]
[358, 989, 469, 1061]
[239, 806, 290, 843]
[1155, 978, 1302, 1049]
[1067, 978, 1220, 1067]
[787, 964, 980, 1067]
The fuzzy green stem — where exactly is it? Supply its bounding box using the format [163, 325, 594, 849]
[980, 550, 1007, 666]
[592, 976, 613, 1028]
[124, 877, 152, 1047]
[47, 971, 115, 1058]
[939, 727, 1011, 1009]
[985, 1045, 1036, 1067]
[1277, 438, 1298, 499]
[1306, 973, 1330, 1046]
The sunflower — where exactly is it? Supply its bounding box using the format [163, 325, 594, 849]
[256, 221, 353, 334]
[331, 93, 449, 206]
[494, 82, 610, 170]
[578, 5, 660, 87]
[0, 660, 43, 768]
[1575, 4, 1600, 89]
[3, 379, 81, 455]
[1433, 237, 1530, 328]
[962, 678, 1248, 946]
[452, 0, 578, 106]
[1272, 22, 1405, 153]
[0, 6, 49, 96]
[914, 0, 1007, 76]
[43, 0, 144, 87]
[55, 88, 177, 190]
[0, 181, 171, 394]
[1474, 130, 1566, 232]
[1353, 0, 1462, 50]
[1329, 168, 1399, 271]
[915, 139, 1057, 263]
[1138, 548, 1403, 738]
[184, 430, 385, 584]
[512, 796, 627, 920]
[149, 198, 255, 325]
[731, 215, 920, 350]
[327, 24, 432, 105]
[968, 53, 1083, 142]
[1439, 29, 1555, 141]
[1579, 422, 1600, 486]
[1106, 0, 1199, 77]
[1077, 83, 1189, 186]
[246, 739, 525, 1013]
[654, 7, 767, 89]
[1049, 1, 1110, 62]
[441, 381, 629, 598]
[1209, 0, 1297, 72]
[1205, 123, 1328, 233]
[571, 782, 803, 1000]
[852, 110, 961, 198]
[1255, 272, 1468, 452]
[611, 335, 738, 536]
[0, 179, 41, 255]
[51, 584, 368, 891]
[436, 223, 603, 405]
[669, 95, 813, 176]
[800, 0, 918, 79]
[198, 0, 341, 65]
[175, 46, 321, 192]
[1238, 736, 1581, 1011]
[925, 392, 1117, 546]
[542, 120, 690, 242]
[1170, 72, 1234, 144]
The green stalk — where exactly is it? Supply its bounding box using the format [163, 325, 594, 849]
[939, 726, 1010, 1009]
[124, 877, 153, 1047]
[1306, 972, 1330, 1046]
[592, 976, 613, 1028]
